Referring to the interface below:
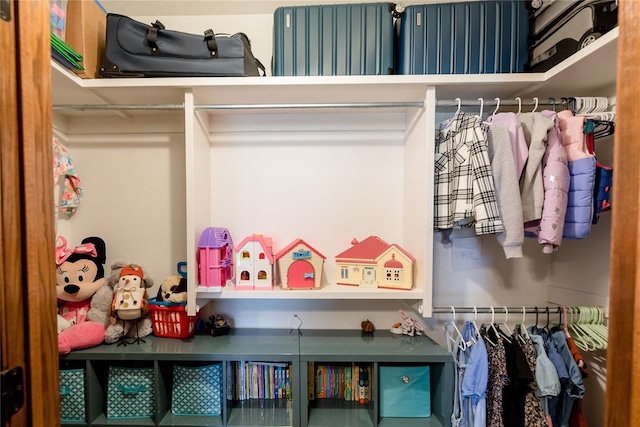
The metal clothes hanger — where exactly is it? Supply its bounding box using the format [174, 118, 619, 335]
[492, 97, 500, 117]
[543, 307, 550, 334]
[518, 306, 529, 343]
[532, 97, 539, 113]
[515, 96, 522, 114]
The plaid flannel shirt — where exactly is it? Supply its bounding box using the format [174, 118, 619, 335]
[434, 111, 504, 236]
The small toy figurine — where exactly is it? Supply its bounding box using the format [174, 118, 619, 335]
[361, 319, 375, 334]
[205, 314, 231, 337]
[401, 310, 424, 336]
[390, 310, 424, 337]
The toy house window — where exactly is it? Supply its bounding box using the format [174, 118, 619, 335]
[341, 267, 349, 279]
[241, 271, 250, 280]
[241, 251, 250, 259]
[257, 270, 267, 280]
[386, 269, 401, 282]
[259, 253, 266, 260]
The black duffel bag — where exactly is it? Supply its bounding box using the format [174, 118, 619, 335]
[100, 13, 266, 77]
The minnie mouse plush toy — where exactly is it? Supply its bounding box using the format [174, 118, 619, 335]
[56, 236, 109, 353]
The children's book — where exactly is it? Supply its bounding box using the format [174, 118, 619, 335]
[344, 365, 352, 401]
[308, 362, 315, 400]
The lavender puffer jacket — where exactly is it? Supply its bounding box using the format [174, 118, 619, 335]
[557, 110, 595, 239]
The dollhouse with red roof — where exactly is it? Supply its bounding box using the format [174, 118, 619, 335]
[275, 238, 326, 290]
[234, 234, 275, 290]
[335, 236, 415, 290]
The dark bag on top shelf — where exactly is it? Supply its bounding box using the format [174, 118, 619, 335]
[100, 13, 265, 78]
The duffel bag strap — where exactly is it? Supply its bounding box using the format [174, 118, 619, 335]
[146, 20, 165, 55]
[204, 29, 218, 57]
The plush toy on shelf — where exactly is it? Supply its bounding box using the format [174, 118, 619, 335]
[156, 275, 187, 303]
[56, 236, 111, 354]
[105, 262, 154, 346]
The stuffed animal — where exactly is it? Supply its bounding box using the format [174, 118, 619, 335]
[156, 275, 188, 303]
[105, 262, 154, 345]
[56, 236, 110, 354]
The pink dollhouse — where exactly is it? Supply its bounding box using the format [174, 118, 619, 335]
[335, 236, 415, 290]
[275, 238, 326, 290]
[234, 234, 275, 290]
[197, 227, 234, 289]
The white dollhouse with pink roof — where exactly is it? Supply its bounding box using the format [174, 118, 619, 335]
[335, 236, 415, 290]
[234, 234, 274, 290]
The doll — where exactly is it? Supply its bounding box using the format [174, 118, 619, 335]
[56, 236, 109, 354]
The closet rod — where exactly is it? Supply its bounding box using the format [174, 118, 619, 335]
[52, 98, 563, 111]
[52, 104, 185, 111]
[432, 306, 569, 315]
[52, 101, 425, 111]
[195, 101, 425, 110]
[435, 98, 562, 107]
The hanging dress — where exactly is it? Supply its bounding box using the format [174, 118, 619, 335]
[480, 324, 509, 427]
[514, 324, 548, 427]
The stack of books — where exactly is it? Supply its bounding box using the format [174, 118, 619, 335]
[226, 361, 292, 401]
[310, 362, 372, 404]
[51, 32, 84, 71]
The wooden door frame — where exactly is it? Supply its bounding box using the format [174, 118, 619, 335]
[1, 1, 58, 426]
[605, 0, 640, 424]
[0, 1, 26, 424]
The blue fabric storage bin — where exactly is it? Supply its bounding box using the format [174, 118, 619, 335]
[59, 368, 86, 422]
[171, 363, 223, 416]
[107, 365, 155, 419]
[379, 365, 431, 418]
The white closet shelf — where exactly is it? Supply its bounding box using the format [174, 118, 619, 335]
[197, 284, 423, 300]
[52, 26, 617, 113]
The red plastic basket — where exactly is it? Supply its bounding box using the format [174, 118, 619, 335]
[148, 300, 196, 338]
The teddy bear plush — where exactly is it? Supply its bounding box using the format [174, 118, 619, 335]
[104, 261, 154, 345]
[156, 275, 188, 304]
[56, 236, 111, 354]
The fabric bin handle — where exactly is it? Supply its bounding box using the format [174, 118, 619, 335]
[116, 384, 148, 395]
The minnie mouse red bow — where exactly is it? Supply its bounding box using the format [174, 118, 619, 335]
[55, 236, 97, 265]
